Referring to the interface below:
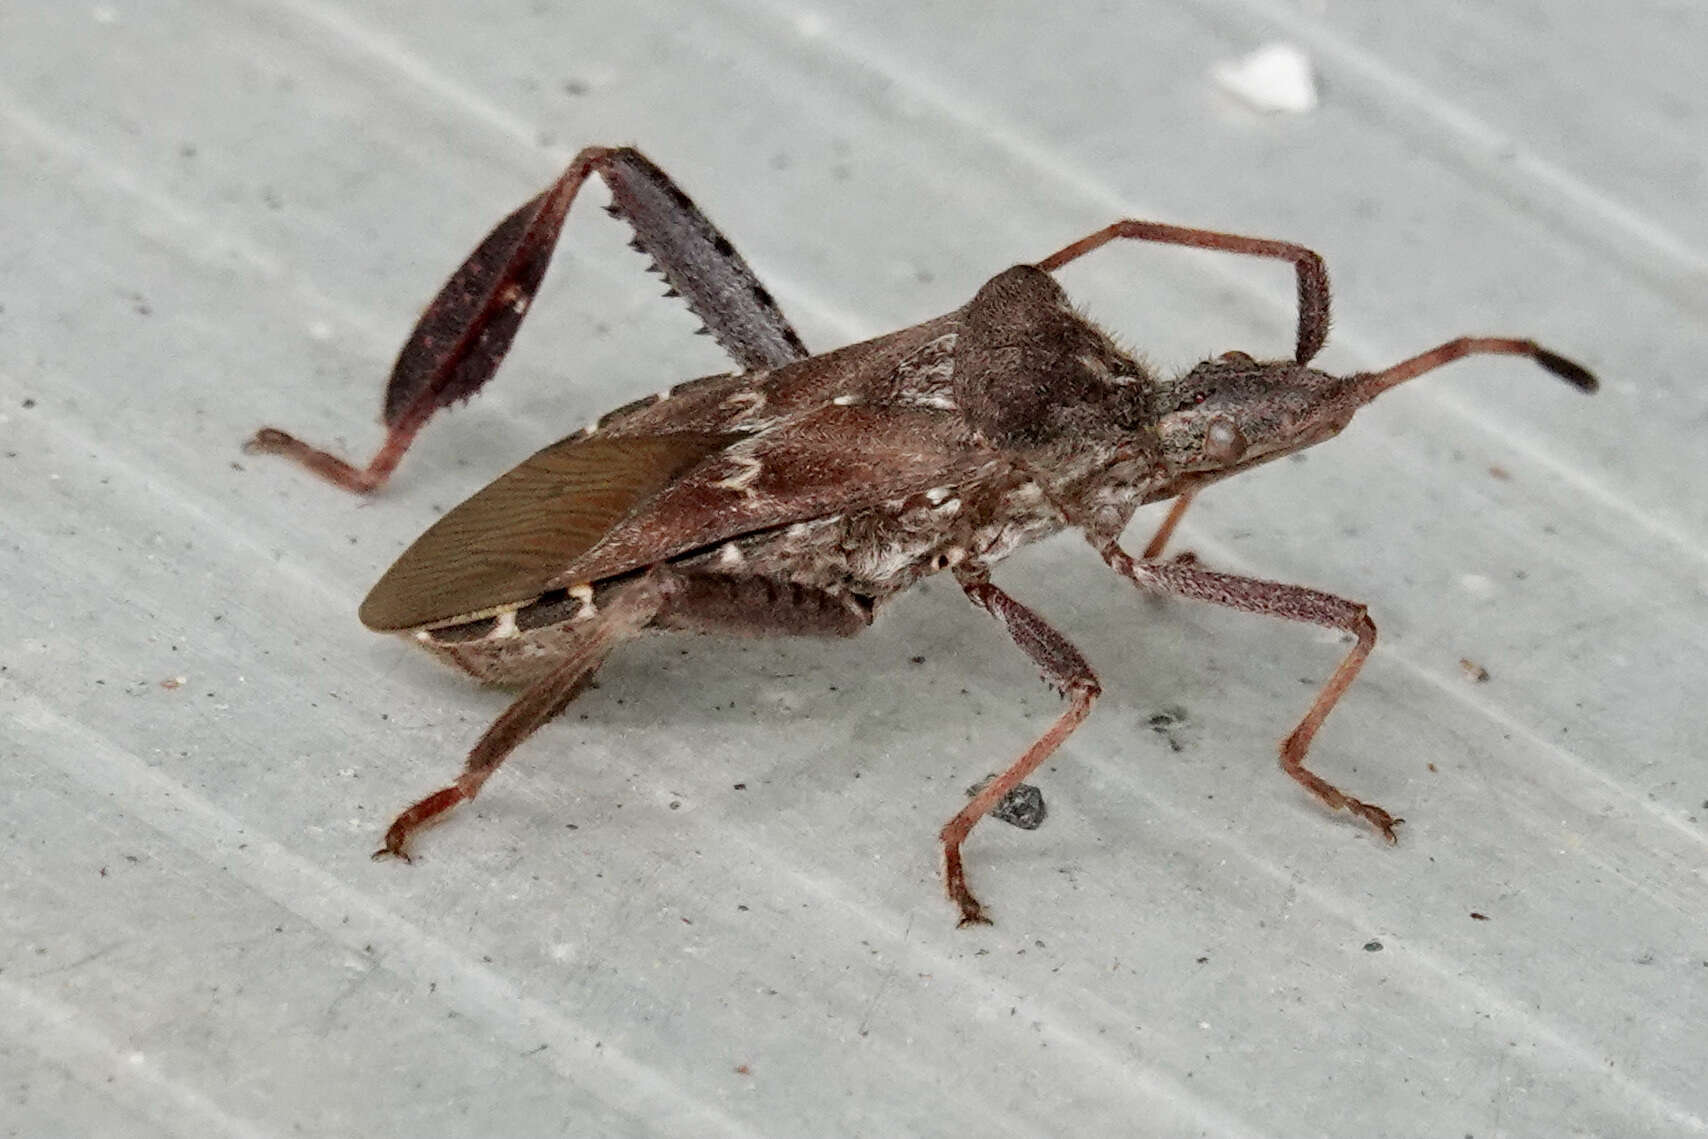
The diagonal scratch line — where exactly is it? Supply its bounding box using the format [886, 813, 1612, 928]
[1192, 0, 1708, 287]
[5, 686, 762, 1139]
[720, 821, 1708, 1137]
[2, 981, 271, 1139]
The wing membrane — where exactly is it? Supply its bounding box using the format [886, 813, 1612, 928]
[359, 432, 736, 630]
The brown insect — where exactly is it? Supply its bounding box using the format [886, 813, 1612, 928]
[248, 146, 1596, 925]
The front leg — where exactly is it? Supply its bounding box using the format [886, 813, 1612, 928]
[249, 147, 809, 493]
[944, 570, 1101, 926]
[1096, 541, 1396, 841]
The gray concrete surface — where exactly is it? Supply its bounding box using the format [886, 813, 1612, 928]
[4, 1, 1706, 1136]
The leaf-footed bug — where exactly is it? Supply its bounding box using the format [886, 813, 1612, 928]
[247, 146, 1596, 926]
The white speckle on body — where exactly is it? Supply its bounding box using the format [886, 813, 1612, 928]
[712, 454, 764, 493]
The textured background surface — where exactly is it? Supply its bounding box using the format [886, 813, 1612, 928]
[5, 2, 1706, 1136]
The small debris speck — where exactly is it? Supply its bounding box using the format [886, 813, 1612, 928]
[1459, 658, 1491, 683]
[1470, 912, 1490, 921]
[1363, 940, 1384, 952]
[159, 676, 186, 690]
[967, 776, 1048, 830]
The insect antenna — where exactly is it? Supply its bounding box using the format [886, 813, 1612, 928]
[1354, 336, 1597, 402]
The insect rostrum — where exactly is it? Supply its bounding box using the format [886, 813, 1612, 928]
[248, 146, 1596, 927]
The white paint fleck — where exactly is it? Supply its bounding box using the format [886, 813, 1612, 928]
[1211, 43, 1318, 115]
[490, 609, 519, 639]
[832, 393, 859, 406]
[717, 542, 745, 567]
[569, 584, 596, 617]
[1458, 573, 1497, 599]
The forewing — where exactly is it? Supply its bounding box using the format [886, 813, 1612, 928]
[550, 403, 983, 587]
[359, 432, 736, 630]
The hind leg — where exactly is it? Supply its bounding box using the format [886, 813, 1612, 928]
[375, 571, 667, 859]
[376, 568, 871, 859]
[250, 147, 809, 493]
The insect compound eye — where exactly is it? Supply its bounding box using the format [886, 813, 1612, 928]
[1174, 389, 1210, 414]
[1202, 416, 1247, 464]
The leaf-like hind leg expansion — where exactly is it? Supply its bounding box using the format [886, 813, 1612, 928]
[944, 571, 1101, 926]
[1098, 543, 1396, 841]
[1035, 220, 1332, 366]
[599, 149, 809, 371]
[249, 146, 809, 493]
[374, 570, 667, 860]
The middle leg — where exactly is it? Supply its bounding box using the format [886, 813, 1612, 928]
[944, 569, 1101, 926]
